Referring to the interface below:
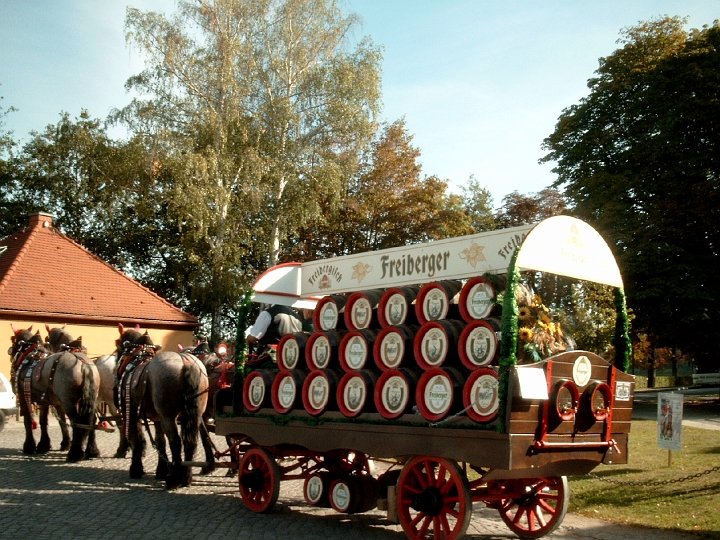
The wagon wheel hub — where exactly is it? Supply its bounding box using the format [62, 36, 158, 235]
[240, 468, 265, 491]
[411, 486, 444, 516]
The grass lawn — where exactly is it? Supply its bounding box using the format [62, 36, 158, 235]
[568, 413, 720, 539]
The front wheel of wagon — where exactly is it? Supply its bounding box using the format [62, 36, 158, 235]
[238, 447, 280, 513]
[495, 476, 569, 539]
[396, 456, 472, 540]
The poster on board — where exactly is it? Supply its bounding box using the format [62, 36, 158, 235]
[657, 392, 683, 452]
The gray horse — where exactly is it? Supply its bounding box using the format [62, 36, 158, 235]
[115, 325, 214, 489]
[9, 325, 100, 462]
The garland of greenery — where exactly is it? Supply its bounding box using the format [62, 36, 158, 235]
[613, 287, 632, 372]
[232, 289, 254, 415]
[496, 248, 521, 434]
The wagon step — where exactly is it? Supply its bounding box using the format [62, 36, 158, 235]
[181, 461, 212, 468]
[74, 423, 116, 433]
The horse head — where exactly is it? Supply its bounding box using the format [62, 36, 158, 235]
[116, 323, 143, 357]
[45, 324, 73, 353]
[8, 327, 44, 360]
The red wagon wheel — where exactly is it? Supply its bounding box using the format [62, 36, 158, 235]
[495, 476, 569, 539]
[396, 456, 471, 540]
[238, 447, 281, 513]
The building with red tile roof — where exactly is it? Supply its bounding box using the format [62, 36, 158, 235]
[1, 212, 199, 379]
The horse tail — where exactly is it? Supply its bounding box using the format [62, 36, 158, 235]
[78, 361, 97, 425]
[181, 358, 203, 448]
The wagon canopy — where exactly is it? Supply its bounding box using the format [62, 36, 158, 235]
[251, 216, 622, 305]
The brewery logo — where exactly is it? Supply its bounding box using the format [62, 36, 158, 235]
[319, 303, 338, 330]
[459, 242, 486, 269]
[423, 289, 447, 321]
[306, 476, 323, 504]
[351, 261, 372, 284]
[309, 377, 329, 409]
[346, 336, 366, 369]
[422, 328, 447, 366]
[313, 336, 331, 368]
[425, 375, 451, 414]
[566, 223, 585, 249]
[282, 340, 299, 369]
[308, 264, 342, 288]
[332, 483, 351, 512]
[616, 381, 631, 402]
[467, 282, 494, 319]
[572, 355, 592, 387]
[278, 376, 296, 408]
[351, 298, 371, 328]
[470, 374, 499, 415]
[344, 376, 365, 412]
[249, 377, 265, 407]
[381, 332, 403, 368]
[383, 376, 407, 413]
[466, 325, 494, 367]
[386, 293, 407, 325]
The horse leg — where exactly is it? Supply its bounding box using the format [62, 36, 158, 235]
[108, 403, 129, 458]
[129, 416, 145, 479]
[154, 422, 170, 480]
[20, 399, 37, 455]
[85, 423, 100, 460]
[160, 416, 186, 489]
[36, 404, 52, 454]
[199, 422, 216, 475]
[54, 406, 71, 451]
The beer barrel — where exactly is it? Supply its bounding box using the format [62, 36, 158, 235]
[374, 368, 420, 419]
[462, 367, 500, 423]
[329, 475, 378, 514]
[277, 332, 311, 371]
[271, 369, 307, 414]
[415, 367, 465, 422]
[457, 318, 501, 370]
[458, 276, 497, 322]
[305, 330, 346, 370]
[377, 286, 420, 328]
[415, 280, 462, 324]
[337, 369, 378, 418]
[313, 295, 348, 331]
[302, 369, 341, 416]
[344, 289, 383, 330]
[372, 324, 417, 371]
[413, 319, 466, 370]
[303, 471, 336, 507]
[242, 369, 275, 412]
[339, 329, 377, 371]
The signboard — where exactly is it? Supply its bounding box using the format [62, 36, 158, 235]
[657, 392, 683, 452]
[300, 224, 533, 296]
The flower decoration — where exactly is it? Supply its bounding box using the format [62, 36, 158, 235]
[515, 293, 568, 363]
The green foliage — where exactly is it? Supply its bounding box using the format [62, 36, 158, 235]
[543, 17, 720, 370]
[460, 175, 498, 233]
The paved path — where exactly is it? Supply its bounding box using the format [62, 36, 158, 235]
[0, 418, 702, 540]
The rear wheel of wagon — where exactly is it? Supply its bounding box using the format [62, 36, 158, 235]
[396, 456, 471, 540]
[495, 476, 569, 539]
[238, 447, 280, 513]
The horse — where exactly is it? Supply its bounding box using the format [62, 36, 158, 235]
[44, 324, 129, 458]
[9, 325, 100, 462]
[115, 324, 214, 489]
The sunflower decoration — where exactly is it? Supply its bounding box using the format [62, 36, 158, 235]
[515, 293, 568, 363]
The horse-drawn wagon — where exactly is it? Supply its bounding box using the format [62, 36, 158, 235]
[215, 216, 635, 540]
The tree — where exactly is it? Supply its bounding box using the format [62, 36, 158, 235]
[541, 17, 720, 371]
[494, 188, 565, 228]
[287, 120, 474, 259]
[460, 175, 497, 233]
[0, 91, 22, 236]
[116, 0, 382, 343]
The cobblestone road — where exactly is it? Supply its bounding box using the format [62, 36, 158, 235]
[0, 418, 699, 540]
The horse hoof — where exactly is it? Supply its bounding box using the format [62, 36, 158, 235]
[85, 448, 101, 460]
[113, 450, 128, 459]
[200, 465, 216, 475]
[66, 449, 85, 462]
[60, 441, 71, 452]
[22, 443, 37, 455]
[36, 442, 51, 454]
[130, 465, 145, 479]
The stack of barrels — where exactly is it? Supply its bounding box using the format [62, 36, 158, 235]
[243, 276, 502, 425]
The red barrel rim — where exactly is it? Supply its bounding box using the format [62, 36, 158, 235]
[313, 295, 346, 331]
[377, 287, 417, 328]
[458, 276, 496, 322]
[302, 369, 337, 416]
[462, 367, 500, 423]
[343, 290, 382, 330]
[415, 368, 457, 422]
[339, 331, 371, 371]
[271, 370, 304, 414]
[374, 369, 413, 419]
[337, 371, 370, 418]
[242, 370, 273, 412]
[458, 319, 500, 369]
[373, 326, 408, 371]
[414, 281, 461, 325]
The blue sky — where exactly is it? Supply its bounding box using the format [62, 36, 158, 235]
[0, 1, 717, 206]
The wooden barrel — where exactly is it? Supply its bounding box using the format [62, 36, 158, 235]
[344, 289, 384, 330]
[414, 280, 462, 324]
[305, 330, 346, 370]
[339, 329, 377, 371]
[271, 369, 307, 414]
[337, 369, 378, 418]
[413, 319, 466, 370]
[457, 318, 501, 370]
[415, 367, 466, 422]
[372, 324, 418, 371]
[277, 332, 311, 371]
[377, 286, 420, 327]
[302, 369, 341, 416]
[313, 295, 348, 331]
[303, 471, 336, 507]
[373, 368, 420, 419]
[458, 276, 497, 322]
[242, 369, 275, 412]
[462, 367, 500, 423]
[329, 475, 378, 514]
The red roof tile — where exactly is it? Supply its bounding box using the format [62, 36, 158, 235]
[0, 213, 198, 328]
